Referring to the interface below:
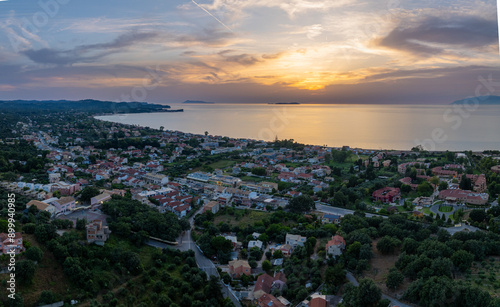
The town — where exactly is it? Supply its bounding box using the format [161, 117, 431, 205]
[1, 110, 500, 307]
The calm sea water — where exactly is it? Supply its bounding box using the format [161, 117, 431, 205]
[96, 103, 500, 151]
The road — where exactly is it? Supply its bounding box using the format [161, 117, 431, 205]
[147, 204, 241, 307]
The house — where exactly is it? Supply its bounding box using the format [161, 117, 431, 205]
[254, 273, 288, 301]
[438, 189, 489, 205]
[273, 272, 287, 291]
[322, 214, 341, 224]
[86, 220, 111, 245]
[248, 240, 264, 250]
[309, 297, 330, 307]
[325, 235, 346, 257]
[224, 235, 242, 249]
[26, 199, 56, 217]
[228, 259, 251, 278]
[254, 274, 276, 299]
[203, 201, 220, 214]
[143, 173, 169, 185]
[285, 233, 306, 248]
[0, 232, 24, 255]
[257, 293, 286, 307]
[279, 244, 293, 256]
[372, 187, 401, 203]
[412, 196, 433, 207]
[52, 196, 76, 215]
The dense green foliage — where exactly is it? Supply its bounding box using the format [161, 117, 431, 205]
[102, 197, 186, 241]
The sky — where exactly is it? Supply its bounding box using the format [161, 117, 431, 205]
[0, 0, 499, 104]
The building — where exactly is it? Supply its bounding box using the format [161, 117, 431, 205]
[86, 220, 111, 245]
[143, 173, 169, 185]
[248, 240, 264, 250]
[325, 235, 346, 257]
[322, 214, 341, 224]
[228, 259, 251, 278]
[412, 196, 433, 207]
[203, 201, 220, 214]
[492, 165, 500, 174]
[372, 187, 401, 203]
[257, 293, 286, 307]
[52, 196, 76, 215]
[26, 199, 56, 217]
[308, 296, 330, 307]
[0, 232, 24, 255]
[90, 192, 112, 208]
[438, 189, 489, 205]
[254, 274, 276, 299]
[285, 233, 306, 249]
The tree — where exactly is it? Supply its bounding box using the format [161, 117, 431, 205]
[76, 218, 87, 230]
[262, 260, 272, 272]
[438, 181, 449, 191]
[39, 290, 58, 305]
[417, 182, 434, 196]
[376, 236, 401, 254]
[34, 224, 57, 243]
[451, 250, 475, 272]
[386, 269, 404, 290]
[25, 246, 44, 262]
[460, 176, 472, 190]
[17, 260, 36, 285]
[251, 167, 266, 176]
[286, 195, 315, 213]
[344, 278, 381, 307]
[469, 210, 487, 223]
[358, 278, 382, 307]
[325, 263, 346, 287]
[80, 186, 100, 202]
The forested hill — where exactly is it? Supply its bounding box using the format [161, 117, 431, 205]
[0, 99, 170, 114]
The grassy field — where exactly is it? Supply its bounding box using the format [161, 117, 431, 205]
[423, 207, 432, 215]
[214, 209, 269, 227]
[7, 233, 77, 306]
[439, 205, 453, 212]
[240, 176, 267, 183]
[463, 257, 500, 297]
[208, 160, 236, 169]
[364, 238, 410, 298]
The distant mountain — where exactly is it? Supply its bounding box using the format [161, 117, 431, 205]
[268, 102, 301, 105]
[182, 100, 215, 104]
[451, 95, 500, 105]
[0, 99, 172, 114]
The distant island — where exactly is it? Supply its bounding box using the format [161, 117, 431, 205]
[182, 100, 215, 104]
[451, 95, 500, 105]
[268, 102, 301, 105]
[0, 99, 183, 114]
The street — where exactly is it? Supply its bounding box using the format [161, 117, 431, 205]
[147, 203, 242, 307]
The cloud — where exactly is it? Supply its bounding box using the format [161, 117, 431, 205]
[21, 32, 158, 65]
[174, 27, 235, 47]
[217, 50, 261, 65]
[376, 15, 499, 56]
[199, 0, 354, 18]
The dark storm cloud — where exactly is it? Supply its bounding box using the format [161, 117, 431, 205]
[21, 32, 159, 65]
[377, 16, 499, 56]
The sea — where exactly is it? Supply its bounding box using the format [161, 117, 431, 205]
[95, 103, 500, 151]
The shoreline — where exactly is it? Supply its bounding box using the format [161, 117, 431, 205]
[93, 115, 500, 154]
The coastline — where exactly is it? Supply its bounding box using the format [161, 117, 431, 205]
[93, 114, 499, 153]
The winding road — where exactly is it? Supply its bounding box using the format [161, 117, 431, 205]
[147, 204, 242, 307]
